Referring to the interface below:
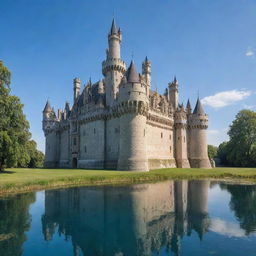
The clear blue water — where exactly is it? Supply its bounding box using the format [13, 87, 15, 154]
[0, 180, 256, 256]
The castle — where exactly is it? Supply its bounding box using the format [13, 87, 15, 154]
[42, 19, 211, 171]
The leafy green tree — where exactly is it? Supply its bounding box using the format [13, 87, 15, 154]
[208, 145, 218, 159]
[217, 141, 230, 166]
[227, 110, 256, 167]
[0, 61, 31, 171]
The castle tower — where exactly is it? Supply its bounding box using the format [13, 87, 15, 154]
[174, 105, 190, 168]
[42, 100, 59, 168]
[117, 61, 149, 171]
[142, 56, 151, 89]
[73, 78, 81, 103]
[188, 99, 211, 168]
[102, 19, 126, 106]
[168, 76, 179, 110]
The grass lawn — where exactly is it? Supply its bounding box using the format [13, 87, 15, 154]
[0, 167, 256, 196]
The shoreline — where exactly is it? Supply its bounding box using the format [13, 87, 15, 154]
[0, 167, 256, 196]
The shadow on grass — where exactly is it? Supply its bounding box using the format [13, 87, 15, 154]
[0, 170, 16, 174]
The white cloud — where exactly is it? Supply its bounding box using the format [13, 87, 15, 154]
[201, 90, 252, 108]
[210, 218, 251, 238]
[246, 47, 255, 57]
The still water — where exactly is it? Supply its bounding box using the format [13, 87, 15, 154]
[0, 180, 256, 256]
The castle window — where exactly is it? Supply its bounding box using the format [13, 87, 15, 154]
[144, 129, 146, 137]
[169, 134, 172, 140]
[115, 127, 119, 133]
[184, 136, 186, 143]
[73, 138, 77, 146]
[84, 146, 87, 153]
[161, 132, 163, 138]
[170, 146, 172, 153]
[94, 128, 96, 134]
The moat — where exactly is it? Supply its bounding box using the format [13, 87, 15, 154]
[0, 180, 256, 256]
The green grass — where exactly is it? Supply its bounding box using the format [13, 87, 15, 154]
[0, 167, 256, 196]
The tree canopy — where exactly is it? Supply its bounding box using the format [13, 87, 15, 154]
[0, 61, 44, 171]
[217, 110, 256, 167]
[208, 145, 218, 159]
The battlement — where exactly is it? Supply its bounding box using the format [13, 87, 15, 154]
[102, 58, 126, 75]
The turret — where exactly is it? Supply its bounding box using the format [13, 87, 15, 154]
[186, 99, 192, 114]
[174, 106, 190, 168]
[42, 100, 59, 168]
[73, 78, 81, 104]
[43, 100, 52, 121]
[142, 56, 151, 88]
[117, 61, 149, 171]
[168, 76, 179, 110]
[98, 79, 104, 94]
[108, 19, 122, 59]
[102, 19, 126, 106]
[188, 98, 211, 168]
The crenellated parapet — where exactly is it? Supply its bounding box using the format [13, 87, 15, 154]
[188, 115, 208, 129]
[112, 100, 149, 118]
[174, 107, 188, 129]
[102, 58, 126, 76]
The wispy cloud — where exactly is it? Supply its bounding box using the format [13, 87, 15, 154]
[243, 104, 256, 110]
[201, 90, 252, 108]
[246, 47, 255, 57]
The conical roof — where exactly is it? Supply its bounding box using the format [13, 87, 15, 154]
[186, 99, 192, 110]
[43, 100, 52, 112]
[127, 61, 140, 83]
[193, 98, 205, 115]
[110, 18, 117, 35]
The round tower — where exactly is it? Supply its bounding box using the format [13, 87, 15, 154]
[117, 61, 149, 171]
[42, 100, 59, 168]
[102, 19, 126, 106]
[174, 105, 190, 168]
[188, 99, 211, 168]
[73, 78, 81, 104]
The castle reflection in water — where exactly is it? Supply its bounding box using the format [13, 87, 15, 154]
[42, 181, 210, 256]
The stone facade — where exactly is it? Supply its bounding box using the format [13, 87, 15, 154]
[42, 19, 211, 171]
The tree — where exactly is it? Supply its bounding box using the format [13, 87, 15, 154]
[208, 145, 218, 159]
[0, 61, 31, 171]
[227, 110, 256, 167]
[217, 141, 230, 166]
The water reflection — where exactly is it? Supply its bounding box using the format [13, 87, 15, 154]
[0, 193, 35, 256]
[41, 181, 211, 255]
[221, 184, 256, 235]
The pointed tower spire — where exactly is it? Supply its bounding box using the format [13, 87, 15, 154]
[173, 76, 178, 85]
[127, 61, 140, 83]
[193, 98, 205, 115]
[110, 18, 117, 35]
[186, 99, 192, 113]
[43, 99, 52, 113]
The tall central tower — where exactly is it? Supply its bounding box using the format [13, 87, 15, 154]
[102, 19, 126, 106]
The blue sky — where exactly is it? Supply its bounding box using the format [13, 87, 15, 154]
[1, 0, 256, 152]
